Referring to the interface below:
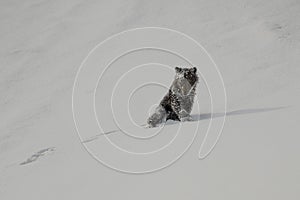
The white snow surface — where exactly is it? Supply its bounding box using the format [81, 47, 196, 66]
[0, 0, 300, 199]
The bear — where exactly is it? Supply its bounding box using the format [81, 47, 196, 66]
[147, 67, 199, 127]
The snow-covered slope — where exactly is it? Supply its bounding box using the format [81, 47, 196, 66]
[0, 0, 299, 199]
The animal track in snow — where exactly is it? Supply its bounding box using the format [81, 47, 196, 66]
[20, 147, 55, 165]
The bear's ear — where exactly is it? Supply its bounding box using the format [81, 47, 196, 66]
[191, 67, 197, 73]
[175, 67, 182, 73]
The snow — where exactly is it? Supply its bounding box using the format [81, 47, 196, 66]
[0, 0, 300, 199]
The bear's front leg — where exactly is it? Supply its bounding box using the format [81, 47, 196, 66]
[178, 110, 192, 122]
[170, 92, 191, 122]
